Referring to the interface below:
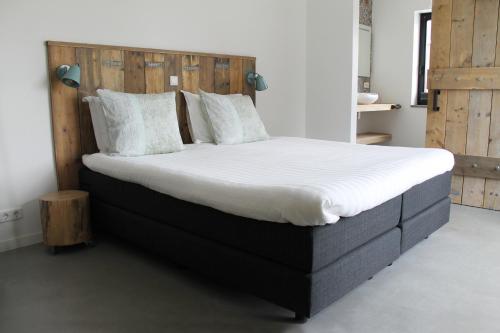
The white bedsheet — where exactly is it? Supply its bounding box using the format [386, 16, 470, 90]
[83, 137, 454, 226]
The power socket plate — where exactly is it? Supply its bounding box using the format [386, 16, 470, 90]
[0, 208, 23, 223]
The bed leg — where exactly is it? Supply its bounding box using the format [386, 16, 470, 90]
[294, 312, 308, 323]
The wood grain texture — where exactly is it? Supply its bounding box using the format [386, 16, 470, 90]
[47, 42, 256, 189]
[47, 45, 81, 190]
[453, 155, 500, 179]
[199, 56, 215, 92]
[215, 58, 230, 95]
[463, 0, 499, 207]
[145, 53, 165, 94]
[428, 67, 500, 90]
[181, 55, 200, 93]
[124, 51, 145, 93]
[229, 58, 243, 94]
[426, 0, 453, 149]
[39, 190, 91, 246]
[242, 58, 256, 104]
[485, 0, 500, 209]
[100, 49, 124, 91]
[47, 41, 255, 60]
[445, 0, 475, 204]
[76, 48, 100, 154]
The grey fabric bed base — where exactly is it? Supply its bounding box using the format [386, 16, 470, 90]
[81, 169, 452, 319]
[91, 199, 401, 318]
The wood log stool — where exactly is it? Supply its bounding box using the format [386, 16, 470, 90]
[39, 190, 92, 254]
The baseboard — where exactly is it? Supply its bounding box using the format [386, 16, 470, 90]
[0, 232, 43, 253]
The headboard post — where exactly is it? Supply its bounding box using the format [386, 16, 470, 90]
[46, 41, 256, 190]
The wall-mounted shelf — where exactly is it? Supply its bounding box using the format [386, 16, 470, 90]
[356, 132, 392, 145]
[356, 104, 401, 112]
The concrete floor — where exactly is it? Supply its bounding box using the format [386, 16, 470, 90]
[0, 204, 499, 333]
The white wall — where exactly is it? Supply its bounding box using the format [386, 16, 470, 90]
[306, 0, 359, 143]
[0, 0, 307, 252]
[357, 0, 432, 147]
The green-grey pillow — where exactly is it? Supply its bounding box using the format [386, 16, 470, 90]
[97, 89, 183, 156]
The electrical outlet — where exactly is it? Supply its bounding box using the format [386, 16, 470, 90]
[363, 81, 370, 89]
[0, 208, 23, 223]
[169, 76, 179, 86]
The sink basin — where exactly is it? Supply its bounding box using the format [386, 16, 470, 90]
[357, 93, 379, 105]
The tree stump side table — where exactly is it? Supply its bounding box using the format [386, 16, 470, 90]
[39, 190, 92, 253]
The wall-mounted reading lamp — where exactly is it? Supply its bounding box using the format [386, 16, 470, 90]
[56, 64, 81, 88]
[246, 72, 268, 91]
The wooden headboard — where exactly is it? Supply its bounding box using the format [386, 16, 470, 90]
[47, 41, 256, 190]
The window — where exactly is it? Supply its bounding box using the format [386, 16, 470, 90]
[417, 12, 432, 106]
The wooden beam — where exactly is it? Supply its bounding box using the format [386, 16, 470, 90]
[453, 155, 500, 180]
[47, 41, 256, 61]
[428, 67, 500, 90]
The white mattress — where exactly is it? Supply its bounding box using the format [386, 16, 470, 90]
[83, 137, 454, 226]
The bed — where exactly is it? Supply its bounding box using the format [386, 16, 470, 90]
[46, 42, 454, 321]
[80, 137, 453, 320]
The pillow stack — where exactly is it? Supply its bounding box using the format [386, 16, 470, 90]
[84, 88, 269, 157]
[183, 90, 269, 145]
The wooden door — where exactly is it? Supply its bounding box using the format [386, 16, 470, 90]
[426, 0, 500, 210]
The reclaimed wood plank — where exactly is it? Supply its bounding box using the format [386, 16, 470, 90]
[76, 48, 100, 155]
[124, 51, 145, 93]
[428, 67, 500, 90]
[199, 56, 215, 92]
[426, 0, 452, 149]
[229, 58, 243, 94]
[242, 58, 256, 103]
[215, 58, 230, 95]
[445, 0, 475, 204]
[47, 45, 81, 190]
[485, 0, 500, 210]
[144, 53, 165, 94]
[100, 49, 124, 91]
[463, 0, 499, 207]
[182, 55, 200, 93]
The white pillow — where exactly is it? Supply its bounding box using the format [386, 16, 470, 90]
[82, 96, 111, 152]
[97, 89, 183, 156]
[182, 91, 213, 143]
[199, 90, 244, 145]
[182, 91, 243, 143]
[226, 95, 269, 143]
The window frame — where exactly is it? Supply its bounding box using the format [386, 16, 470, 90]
[417, 12, 432, 106]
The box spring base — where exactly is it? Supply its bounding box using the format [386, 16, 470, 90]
[92, 199, 401, 318]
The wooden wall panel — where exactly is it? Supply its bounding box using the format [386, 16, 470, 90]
[199, 56, 215, 92]
[47, 45, 80, 190]
[76, 48, 101, 155]
[484, 1, 500, 210]
[145, 53, 165, 94]
[445, 0, 475, 203]
[426, 0, 453, 149]
[242, 58, 256, 104]
[124, 51, 145, 93]
[47, 41, 256, 190]
[215, 58, 230, 95]
[229, 58, 243, 94]
[181, 55, 200, 93]
[100, 50, 124, 91]
[462, 0, 499, 207]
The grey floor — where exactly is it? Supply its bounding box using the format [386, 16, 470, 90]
[1, 205, 499, 333]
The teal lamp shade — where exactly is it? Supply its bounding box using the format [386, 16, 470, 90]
[246, 72, 268, 91]
[56, 64, 80, 88]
